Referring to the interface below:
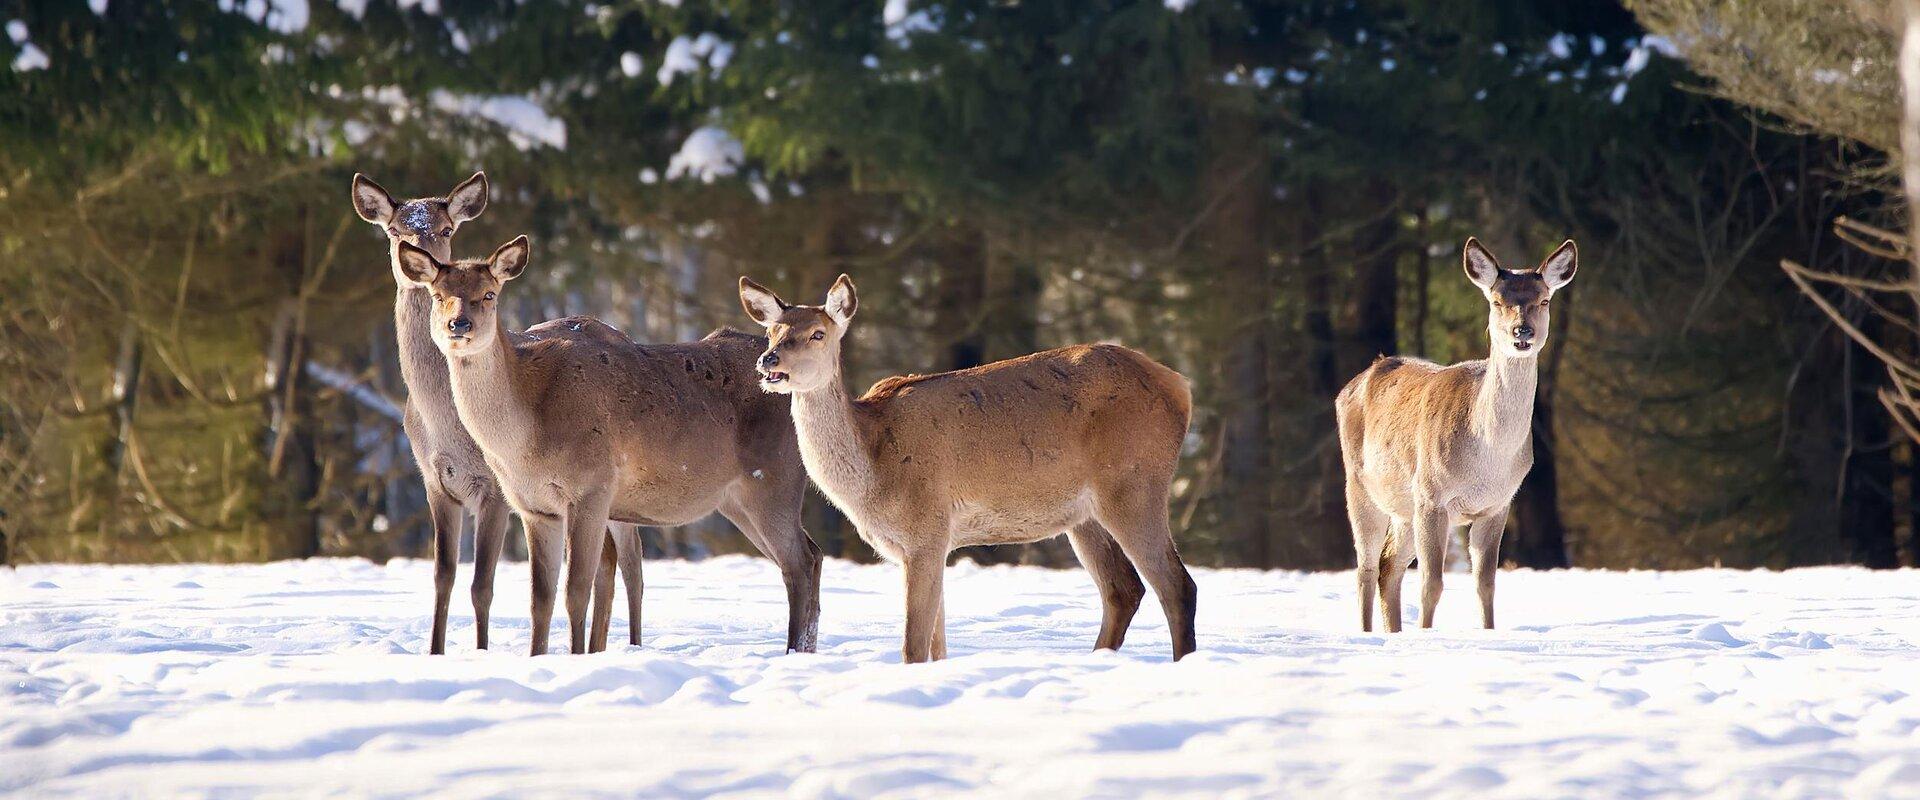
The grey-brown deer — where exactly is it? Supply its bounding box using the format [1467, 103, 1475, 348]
[394, 238, 822, 657]
[1335, 237, 1576, 632]
[351, 173, 644, 654]
[738, 274, 1198, 663]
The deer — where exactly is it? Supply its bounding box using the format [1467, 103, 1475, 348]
[392, 237, 823, 657]
[351, 172, 644, 654]
[737, 274, 1199, 663]
[1335, 237, 1576, 633]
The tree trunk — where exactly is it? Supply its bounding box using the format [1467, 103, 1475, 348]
[1844, 328, 1900, 568]
[1352, 182, 1399, 361]
[97, 321, 142, 540]
[265, 296, 320, 559]
[1507, 392, 1571, 568]
[932, 225, 988, 373]
[1207, 115, 1276, 568]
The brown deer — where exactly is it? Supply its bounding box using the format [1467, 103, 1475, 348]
[351, 173, 643, 654]
[737, 274, 1198, 663]
[393, 238, 822, 657]
[1336, 237, 1576, 633]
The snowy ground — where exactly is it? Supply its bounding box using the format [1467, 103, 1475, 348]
[4, 558, 1920, 798]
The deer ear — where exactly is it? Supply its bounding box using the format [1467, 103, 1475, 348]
[352, 174, 398, 225]
[447, 171, 488, 224]
[825, 273, 858, 325]
[488, 235, 530, 282]
[1539, 240, 1577, 290]
[395, 241, 441, 285]
[738, 277, 787, 327]
[1462, 237, 1501, 291]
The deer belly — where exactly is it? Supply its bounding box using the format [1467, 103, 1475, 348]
[949, 492, 1091, 547]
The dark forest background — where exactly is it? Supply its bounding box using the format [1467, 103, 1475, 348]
[3, 0, 1916, 570]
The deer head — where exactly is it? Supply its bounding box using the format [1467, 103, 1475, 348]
[1462, 238, 1577, 359]
[351, 172, 490, 282]
[738, 274, 859, 393]
[393, 236, 530, 356]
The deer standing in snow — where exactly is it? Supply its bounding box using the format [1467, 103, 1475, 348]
[1336, 238, 1576, 632]
[738, 274, 1198, 663]
[352, 173, 645, 654]
[394, 238, 822, 657]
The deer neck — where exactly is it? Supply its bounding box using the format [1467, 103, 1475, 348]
[393, 284, 467, 442]
[1472, 349, 1538, 454]
[788, 361, 880, 513]
[442, 321, 535, 464]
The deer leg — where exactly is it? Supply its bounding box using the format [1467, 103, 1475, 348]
[1345, 481, 1388, 634]
[1379, 521, 1411, 633]
[564, 493, 613, 656]
[525, 514, 565, 656]
[901, 544, 947, 664]
[1414, 504, 1450, 629]
[613, 523, 645, 646]
[1094, 485, 1198, 661]
[470, 491, 511, 651]
[1067, 520, 1146, 651]
[426, 487, 462, 655]
[720, 486, 823, 654]
[588, 528, 617, 653]
[1468, 509, 1508, 630]
[932, 596, 948, 660]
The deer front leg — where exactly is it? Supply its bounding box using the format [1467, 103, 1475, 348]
[471, 491, 511, 651]
[524, 513, 565, 656]
[564, 492, 614, 656]
[425, 487, 462, 655]
[1414, 504, 1450, 629]
[1467, 509, 1508, 629]
[901, 545, 947, 664]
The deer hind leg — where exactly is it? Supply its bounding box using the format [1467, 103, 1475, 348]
[1467, 509, 1508, 630]
[1094, 482, 1198, 661]
[471, 492, 511, 651]
[1379, 520, 1412, 633]
[1414, 504, 1450, 629]
[425, 486, 462, 655]
[525, 514, 565, 656]
[589, 528, 617, 653]
[1067, 520, 1146, 651]
[1345, 480, 1389, 633]
[563, 492, 613, 656]
[721, 480, 823, 654]
[614, 523, 645, 646]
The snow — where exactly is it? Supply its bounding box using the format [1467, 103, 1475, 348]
[5, 560, 1919, 797]
[657, 33, 733, 85]
[666, 125, 745, 183]
[428, 92, 566, 151]
[620, 51, 643, 78]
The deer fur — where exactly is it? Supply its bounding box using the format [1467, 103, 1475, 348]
[352, 173, 644, 655]
[738, 274, 1198, 663]
[1336, 237, 1577, 632]
[395, 238, 822, 657]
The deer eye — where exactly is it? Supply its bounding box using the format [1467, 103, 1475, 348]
[441, 228, 453, 238]
[810, 330, 826, 341]
[483, 292, 496, 301]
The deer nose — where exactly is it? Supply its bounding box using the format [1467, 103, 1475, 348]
[448, 316, 473, 336]
[1512, 324, 1534, 340]
[759, 350, 781, 369]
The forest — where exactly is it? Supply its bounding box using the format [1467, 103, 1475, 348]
[2, 0, 1916, 571]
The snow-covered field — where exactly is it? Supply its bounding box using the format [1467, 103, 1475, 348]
[4, 557, 1919, 798]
